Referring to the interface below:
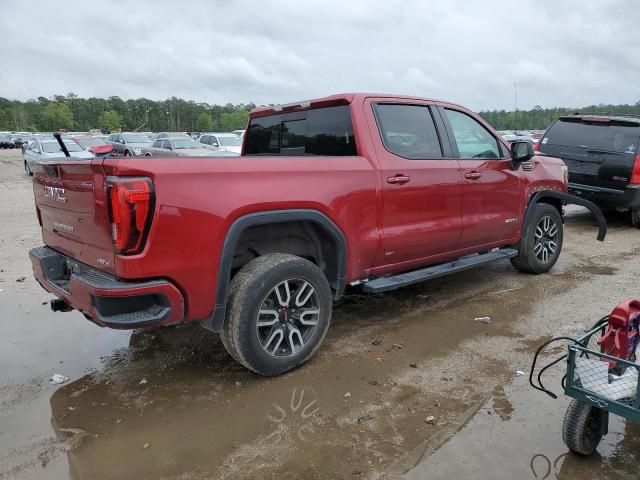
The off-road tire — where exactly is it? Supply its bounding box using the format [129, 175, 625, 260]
[562, 399, 605, 456]
[511, 203, 563, 274]
[631, 209, 640, 229]
[221, 253, 332, 376]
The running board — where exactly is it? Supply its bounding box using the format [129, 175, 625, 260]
[363, 249, 519, 293]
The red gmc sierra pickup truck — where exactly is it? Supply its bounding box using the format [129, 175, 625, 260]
[29, 93, 606, 375]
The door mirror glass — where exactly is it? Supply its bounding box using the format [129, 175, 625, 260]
[511, 141, 534, 162]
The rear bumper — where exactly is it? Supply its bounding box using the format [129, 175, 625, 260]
[568, 182, 640, 210]
[30, 246, 184, 329]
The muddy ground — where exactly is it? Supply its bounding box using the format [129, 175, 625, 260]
[1, 148, 639, 480]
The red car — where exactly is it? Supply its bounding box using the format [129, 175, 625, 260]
[29, 93, 606, 375]
[71, 135, 113, 157]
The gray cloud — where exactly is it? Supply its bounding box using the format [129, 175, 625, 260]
[1, 0, 639, 110]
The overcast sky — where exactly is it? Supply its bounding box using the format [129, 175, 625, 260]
[1, 0, 638, 111]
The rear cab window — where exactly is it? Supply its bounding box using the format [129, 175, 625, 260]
[244, 105, 356, 156]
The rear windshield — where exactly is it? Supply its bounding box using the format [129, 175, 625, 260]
[219, 136, 242, 147]
[171, 139, 200, 149]
[42, 141, 83, 153]
[544, 119, 640, 154]
[245, 105, 356, 156]
[123, 133, 152, 143]
[77, 137, 105, 147]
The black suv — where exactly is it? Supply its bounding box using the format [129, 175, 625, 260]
[538, 114, 640, 227]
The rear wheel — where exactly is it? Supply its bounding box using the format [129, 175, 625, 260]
[124, 150, 131, 156]
[511, 203, 563, 274]
[631, 209, 640, 228]
[221, 253, 332, 376]
[563, 399, 606, 456]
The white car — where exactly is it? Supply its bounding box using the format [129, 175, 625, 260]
[197, 132, 242, 154]
[23, 137, 93, 176]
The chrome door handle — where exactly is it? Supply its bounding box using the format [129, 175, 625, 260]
[387, 175, 410, 185]
[464, 171, 482, 180]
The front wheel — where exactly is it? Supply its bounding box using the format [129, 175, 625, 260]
[563, 399, 606, 456]
[221, 253, 332, 376]
[511, 203, 563, 274]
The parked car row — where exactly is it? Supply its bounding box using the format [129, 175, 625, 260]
[498, 130, 545, 144]
[0, 132, 34, 149]
[19, 129, 244, 176]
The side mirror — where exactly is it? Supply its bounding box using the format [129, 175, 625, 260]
[510, 141, 534, 169]
[212, 142, 219, 147]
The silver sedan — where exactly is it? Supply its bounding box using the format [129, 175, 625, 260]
[23, 138, 93, 176]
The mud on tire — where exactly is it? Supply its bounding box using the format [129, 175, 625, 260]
[221, 253, 332, 376]
[511, 203, 563, 274]
[562, 399, 606, 456]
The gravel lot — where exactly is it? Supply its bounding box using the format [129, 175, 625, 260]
[1, 148, 639, 480]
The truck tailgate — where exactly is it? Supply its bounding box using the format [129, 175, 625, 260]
[32, 160, 116, 275]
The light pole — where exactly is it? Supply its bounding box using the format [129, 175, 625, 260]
[514, 81, 518, 130]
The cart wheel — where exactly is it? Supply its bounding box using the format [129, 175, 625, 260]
[562, 399, 606, 456]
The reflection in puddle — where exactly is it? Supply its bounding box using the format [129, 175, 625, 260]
[263, 388, 321, 442]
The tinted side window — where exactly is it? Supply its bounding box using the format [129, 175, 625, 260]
[374, 104, 442, 159]
[152, 140, 162, 148]
[161, 140, 170, 149]
[244, 105, 356, 156]
[306, 106, 355, 156]
[445, 109, 500, 159]
[245, 115, 281, 155]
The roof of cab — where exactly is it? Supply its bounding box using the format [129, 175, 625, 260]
[249, 93, 467, 118]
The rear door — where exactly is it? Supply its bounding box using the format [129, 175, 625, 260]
[539, 117, 640, 191]
[440, 107, 522, 248]
[32, 160, 115, 274]
[366, 99, 463, 266]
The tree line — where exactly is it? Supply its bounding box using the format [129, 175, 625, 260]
[479, 101, 640, 131]
[0, 94, 254, 133]
[1, 93, 640, 133]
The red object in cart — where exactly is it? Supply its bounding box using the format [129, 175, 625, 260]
[597, 299, 640, 371]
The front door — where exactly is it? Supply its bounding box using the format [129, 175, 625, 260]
[440, 107, 523, 249]
[366, 100, 463, 267]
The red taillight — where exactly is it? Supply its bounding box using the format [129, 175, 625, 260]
[108, 177, 154, 254]
[631, 155, 640, 185]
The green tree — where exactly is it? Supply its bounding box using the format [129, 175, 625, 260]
[218, 109, 249, 131]
[98, 110, 122, 131]
[195, 112, 213, 132]
[42, 102, 74, 131]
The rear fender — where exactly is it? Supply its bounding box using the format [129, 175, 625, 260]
[200, 209, 347, 333]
